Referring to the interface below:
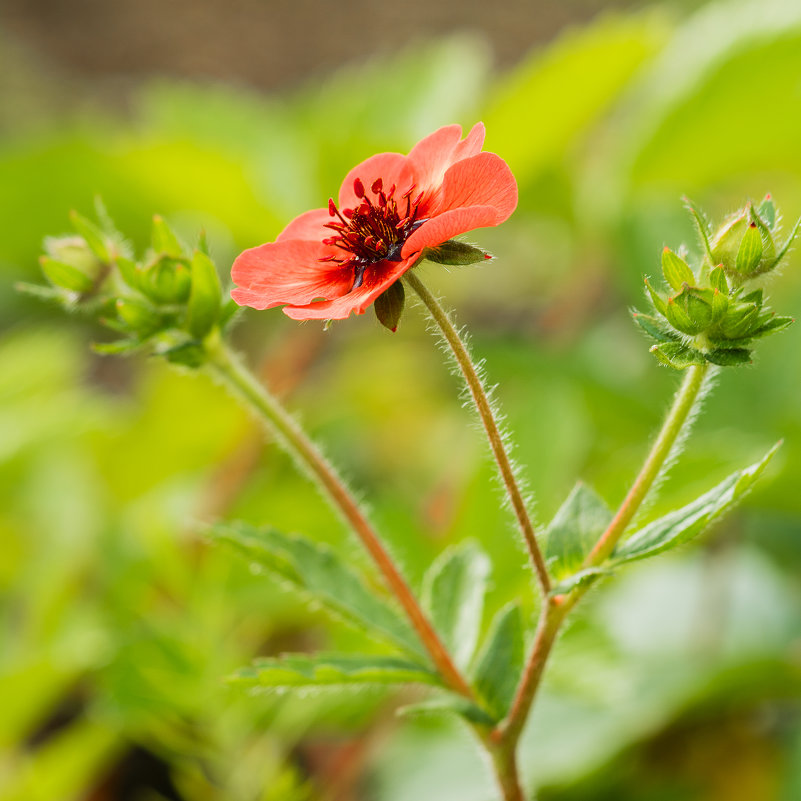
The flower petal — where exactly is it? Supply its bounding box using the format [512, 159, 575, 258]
[428, 152, 518, 221]
[401, 206, 503, 258]
[277, 207, 331, 242]
[282, 256, 417, 320]
[338, 153, 413, 209]
[407, 123, 487, 197]
[231, 240, 353, 310]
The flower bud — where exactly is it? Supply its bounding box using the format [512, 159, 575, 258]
[139, 255, 192, 304]
[41, 235, 106, 293]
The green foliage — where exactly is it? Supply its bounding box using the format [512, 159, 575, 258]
[472, 603, 526, 720]
[545, 483, 612, 581]
[612, 443, 780, 564]
[210, 521, 426, 659]
[230, 653, 441, 691]
[421, 541, 491, 670]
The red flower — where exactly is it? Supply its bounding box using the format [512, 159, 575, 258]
[231, 123, 517, 322]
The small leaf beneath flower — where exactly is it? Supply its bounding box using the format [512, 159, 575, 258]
[772, 216, 801, 270]
[750, 315, 794, 338]
[630, 310, 681, 343]
[650, 342, 705, 370]
[612, 443, 780, 565]
[644, 278, 668, 317]
[683, 197, 715, 263]
[210, 521, 425, 659]
[187, 250, 222, 338]
[704, 348, 751, 367]
[230, 653, 439, 691]
[545, 482, 612, 580]
[421, 541, 491, 670]
[397, 695, 496, 727]
[472, 603, 525, 720]
[374, 280, 405, 332]
[661, 247, 695, 291]
[39, 257, 95, 293]
[424, 240, 492, 266]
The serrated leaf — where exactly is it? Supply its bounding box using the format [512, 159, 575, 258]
[374, 280, 405, 332]
[612, 443, 780, 565]
[69, 210, 111, 263]
[630, 310, 681, 343]
[472, 603, 525, 720]
[545, 483, 612, 580]
[661, 247, 695, 290]
[230, 653, 439, 691]
[735, 223, 763, 274]
[397, 695, 496, 727]
[650, 342, 705, 370]
[704, 348, 751, 367]
[210, 522, 425, 658]
[151, 215, 185, 258]
[187, 250, 222, 338]
[38, 257, 94, 293]
[421, 541, 491, 670]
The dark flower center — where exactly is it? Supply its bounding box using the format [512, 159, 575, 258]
[320, 177, 424, 290]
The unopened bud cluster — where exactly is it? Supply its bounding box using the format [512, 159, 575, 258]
[19, 202, 232, 368]
[633, 196, 798, 369]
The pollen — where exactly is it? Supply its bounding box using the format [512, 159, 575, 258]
[320, 178, 424, 290]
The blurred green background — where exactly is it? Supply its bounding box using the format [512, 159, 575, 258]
[2, 0, 801, 799]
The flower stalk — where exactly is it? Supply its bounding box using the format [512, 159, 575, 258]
[204, 332, 475, 699]
[405, 270, 552, 599]
[493, 361, 712, 770]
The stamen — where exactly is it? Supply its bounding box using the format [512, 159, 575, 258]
[353, 178, 365, 198]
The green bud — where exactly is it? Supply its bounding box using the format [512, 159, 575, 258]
[735, 223, 763, 275]
[424, 240, 492, 265]
[708, 265, 728, 294]
[187, 250, 222, 338]
[661, 247, 695, 290]
[719, 302, 760, 339]
[39, 256, 96, 294]
[115, 297, 163, 336]
[69, 210, 112, 263]
[665, 287, 716, 335]
[151, 215, 185, 258]
[374, 280, 405, 332]
[710, 211, 748, 270]
[140, 256, 192, 304]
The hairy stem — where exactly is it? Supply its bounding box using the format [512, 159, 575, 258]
[496, 362, 711, 758]
[205, 334, 474, 699]
[405, 271, 551, 598]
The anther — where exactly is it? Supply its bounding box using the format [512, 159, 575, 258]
[353, 178, 365, 198]
[371, 178, 383, 194]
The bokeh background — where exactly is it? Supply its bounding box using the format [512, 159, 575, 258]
[2, 0, 801, 799]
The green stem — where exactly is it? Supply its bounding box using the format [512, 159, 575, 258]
[496, 362, 711, 758]
[405, 271, 551, 599]
[205, 334, 474, 700]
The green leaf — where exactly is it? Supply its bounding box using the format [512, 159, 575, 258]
[187, 249, 222, 338]
[230, 653, 439, 691]
[735, 223, 763, 274]
[772, 216, 801, 269]
[684, 197, 715, 263]
[421, 541, 491, 670]
[15, 282, 64, 302]
[704, 348, 751, 367]
[550, 566, 612, 596]
[424, 240, 491, 266]
[612, 443, 780, 565]
[69, 210, 111, 262]
[160, 341, 206, 368]
[545, 482, 612, 580]
[39, 257, 95, 293]
[472, 603, 525, 720]
[91, 338, 144, 355]
[661, 247, 695, 290]
[751, 315, 794, 338]
[210, 521, 425, 658]
[649, 342, 705, 370]
[151, 214, 185, 257]
[630, 310, 681, 343]
[397, 695, 496, 727]
[374, 280, 405, 332]
[644, 277, 668, 317]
